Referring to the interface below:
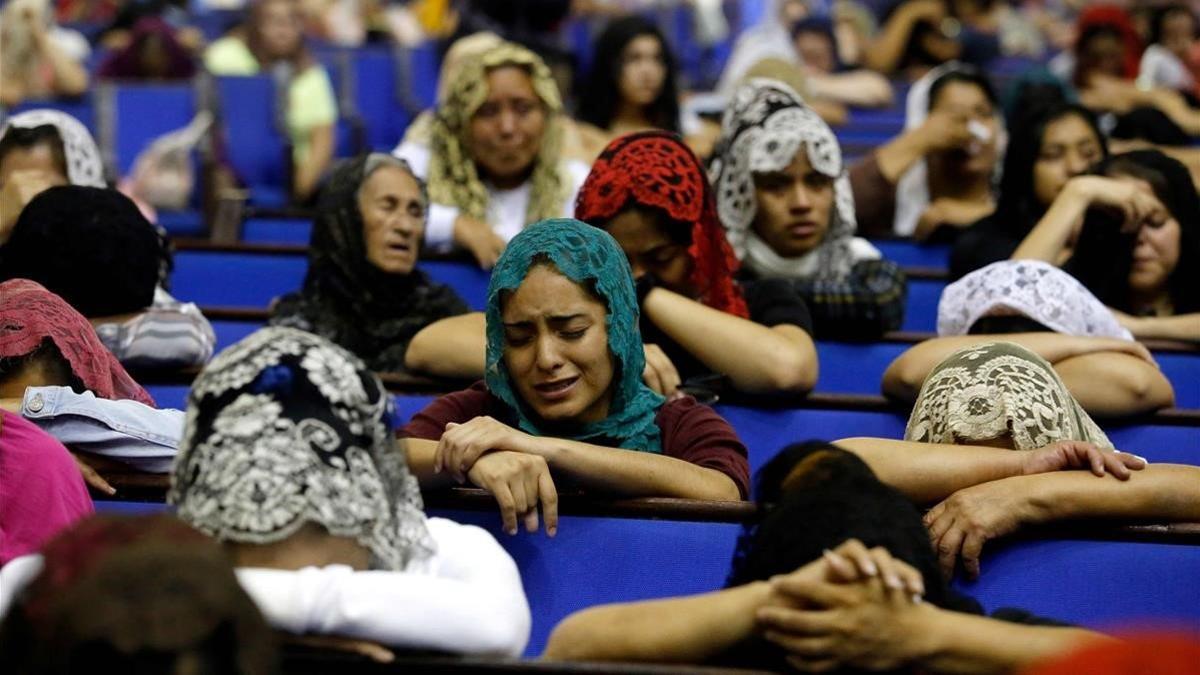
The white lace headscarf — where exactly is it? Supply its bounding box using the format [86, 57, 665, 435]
[709, 78, 878, 280]
[893, 62, 1004, 236]
[938, 260, 1133, 340]
[169, 327, 435, 571]
[1, 109, 106, 187]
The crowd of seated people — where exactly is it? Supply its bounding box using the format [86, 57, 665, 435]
[1, 0, 1199, 671]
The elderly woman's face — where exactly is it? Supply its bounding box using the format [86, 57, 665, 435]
[359, 164, 424, 275]
[501, 265, 614, 424]
[469, 66, 546, 188]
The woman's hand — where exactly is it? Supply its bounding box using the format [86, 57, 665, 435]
[434, 416, 542, 483]
[466, 450, 559, 536]
[924, 480, 1037, 580]
[1063, 176, 1169, 234]
[757, 539, 928, 672]
[453, 215, 506, 269]
[71, 452, 116, 496]
[642, 343, 681, 397]
[1020, 441, 1147, 480]
[0, 169, 57, 241]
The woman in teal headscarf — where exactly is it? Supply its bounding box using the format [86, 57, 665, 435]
[403, 219, 749, 535]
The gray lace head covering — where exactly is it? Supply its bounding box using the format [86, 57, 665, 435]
[0, 109, 105, 187]
[168, 326, 434, 571]
[938, 260, 1133, 340]
[709, 79, 862, 281]
[904, 341, 1112, 451]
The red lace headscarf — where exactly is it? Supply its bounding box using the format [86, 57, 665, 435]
[0, 279, 155, 407]
[1074, 4, 1142, 85]
[575, 131, 749, 318]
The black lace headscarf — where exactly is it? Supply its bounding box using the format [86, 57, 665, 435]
[269, 153, 468, 372]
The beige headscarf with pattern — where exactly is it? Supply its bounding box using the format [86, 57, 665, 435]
[427, 41, 566, 224]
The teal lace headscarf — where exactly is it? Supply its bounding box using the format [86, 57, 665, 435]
[485, 218, 665, 452]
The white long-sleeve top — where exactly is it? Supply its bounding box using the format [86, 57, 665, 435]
[0, 518, 530, 656]
[392, 141, 590, 253]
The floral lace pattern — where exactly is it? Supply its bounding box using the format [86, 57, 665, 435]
[938, 260, 1133, 339]
[1, 109, 105, 187]
[905, 341, 1112, 451]
[169, 327, 434, 571]
[575, 130, 749, 318]
[0, 279, 154, 406]
[709, 80, 861, 281]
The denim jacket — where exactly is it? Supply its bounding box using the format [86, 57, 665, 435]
[20, 387, 184, 473]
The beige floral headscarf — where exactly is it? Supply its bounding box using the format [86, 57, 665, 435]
[905, 341, 1112, 451]
[428, 42, 566, 224]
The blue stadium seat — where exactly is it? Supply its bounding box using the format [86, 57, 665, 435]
[171, 250, 306, 306]
[902, 278, 946, 332]
[214, 75, 291, 207]
[103, 82, 205, 234]
[870, 239, 951, 269]
[353, 47, 410, 152]
[241, 216, 314, 244]
[5, 97, 96, 134]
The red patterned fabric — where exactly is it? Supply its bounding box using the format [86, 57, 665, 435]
[0, 279, 155, 407]
[1075, 5, 1142, 82]
[575, 131, 750, 318]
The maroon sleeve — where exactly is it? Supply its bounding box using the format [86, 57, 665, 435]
[401, 382, 494, 440]
[848, 151, 898, 239]
[657, 398, 750, 499]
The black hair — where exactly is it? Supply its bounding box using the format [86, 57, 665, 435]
[992, 102, 1107, 238]
[718, 441, 968, 672]
[0, 337, 86, 393]
[577, 15, 681, 134]
[0, 186, 169, 317]
[1070, 151, 1200, 314]
[927, 68, 998, 113]
[1149, 4, 1197, 47]
[0, 125, 69, 182]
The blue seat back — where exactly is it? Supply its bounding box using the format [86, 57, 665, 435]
[214, 75, 290, 206]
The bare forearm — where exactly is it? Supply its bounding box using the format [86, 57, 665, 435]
[1011, 191, 1087, 263]
[834, 437, 1024, 503]
[403, 438, 456, 488]
[643, 289, 816, 393]
[882, 335, 1092, 402]
[536, 438, 742, 501]
[1125, 314, 1200, 342]
[806, 71, 894, 108]
[36, 35, 87, 95]
[914, 604, 1107, 674]
[543, 582, 770, 662]
[874, 128, 933, 184]
[405, 312, 486, 378]
[1024, 464, 1200, 523]
[293, 125, 334, 201]
[1053, 353, 1174, 416]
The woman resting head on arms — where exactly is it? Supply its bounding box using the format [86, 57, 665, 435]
[711, 80, 907, 339]
[203, 0, 336, 203]
[1014, 150, 1200, 342]
[883, 270, 1175, 417]
[0, 279, 184, 495]
[544, 440, 1113, 672]
[404, 219, 750, 536]
[395, 42, 590, 268]
[577, 129, 817, 396]
[850, 63, 1002, 240]
[950, 101, 1107, 279]
[167, 326, 531, 657]
[0, 514, 279, 674]
[269, 154, 468, 373]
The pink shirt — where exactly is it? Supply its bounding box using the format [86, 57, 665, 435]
[0, 410, 94, 565]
